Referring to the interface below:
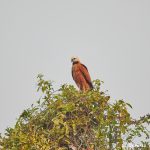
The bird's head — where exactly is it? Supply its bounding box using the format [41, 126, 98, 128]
[71, 56, 80, 63]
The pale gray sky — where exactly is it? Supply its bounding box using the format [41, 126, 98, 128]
[0, 0, 150, 134]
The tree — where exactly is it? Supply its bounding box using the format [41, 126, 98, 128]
[0, 74, 149, 150]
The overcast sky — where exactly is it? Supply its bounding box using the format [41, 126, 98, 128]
[0, 0, 150, 134]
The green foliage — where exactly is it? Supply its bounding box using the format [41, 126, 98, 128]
[0, 75, 149, 150]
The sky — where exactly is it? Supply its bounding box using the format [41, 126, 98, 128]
[0, 0, 150, 134]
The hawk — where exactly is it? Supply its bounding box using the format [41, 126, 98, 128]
[71, 57, 93, 92]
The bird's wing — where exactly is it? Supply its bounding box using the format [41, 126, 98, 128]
[79, 64, 93, 89]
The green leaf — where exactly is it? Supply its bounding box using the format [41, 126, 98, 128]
[126, 103, 133, 109]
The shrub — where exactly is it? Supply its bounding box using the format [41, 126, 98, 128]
[0, 75, 149, 150]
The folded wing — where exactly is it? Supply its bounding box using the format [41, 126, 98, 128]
[79, 64, 93, 90]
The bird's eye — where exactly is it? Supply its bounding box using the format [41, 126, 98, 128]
[71, 58, 76, 62]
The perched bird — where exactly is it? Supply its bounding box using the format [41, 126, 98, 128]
[71, 57, 93, 92]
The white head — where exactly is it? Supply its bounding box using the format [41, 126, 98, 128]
[71, 56, 80, 63]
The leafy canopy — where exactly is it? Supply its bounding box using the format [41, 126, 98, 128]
[0, 74, 149, 150]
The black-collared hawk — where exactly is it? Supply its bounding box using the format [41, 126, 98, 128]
[71, 57, 93, 92]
